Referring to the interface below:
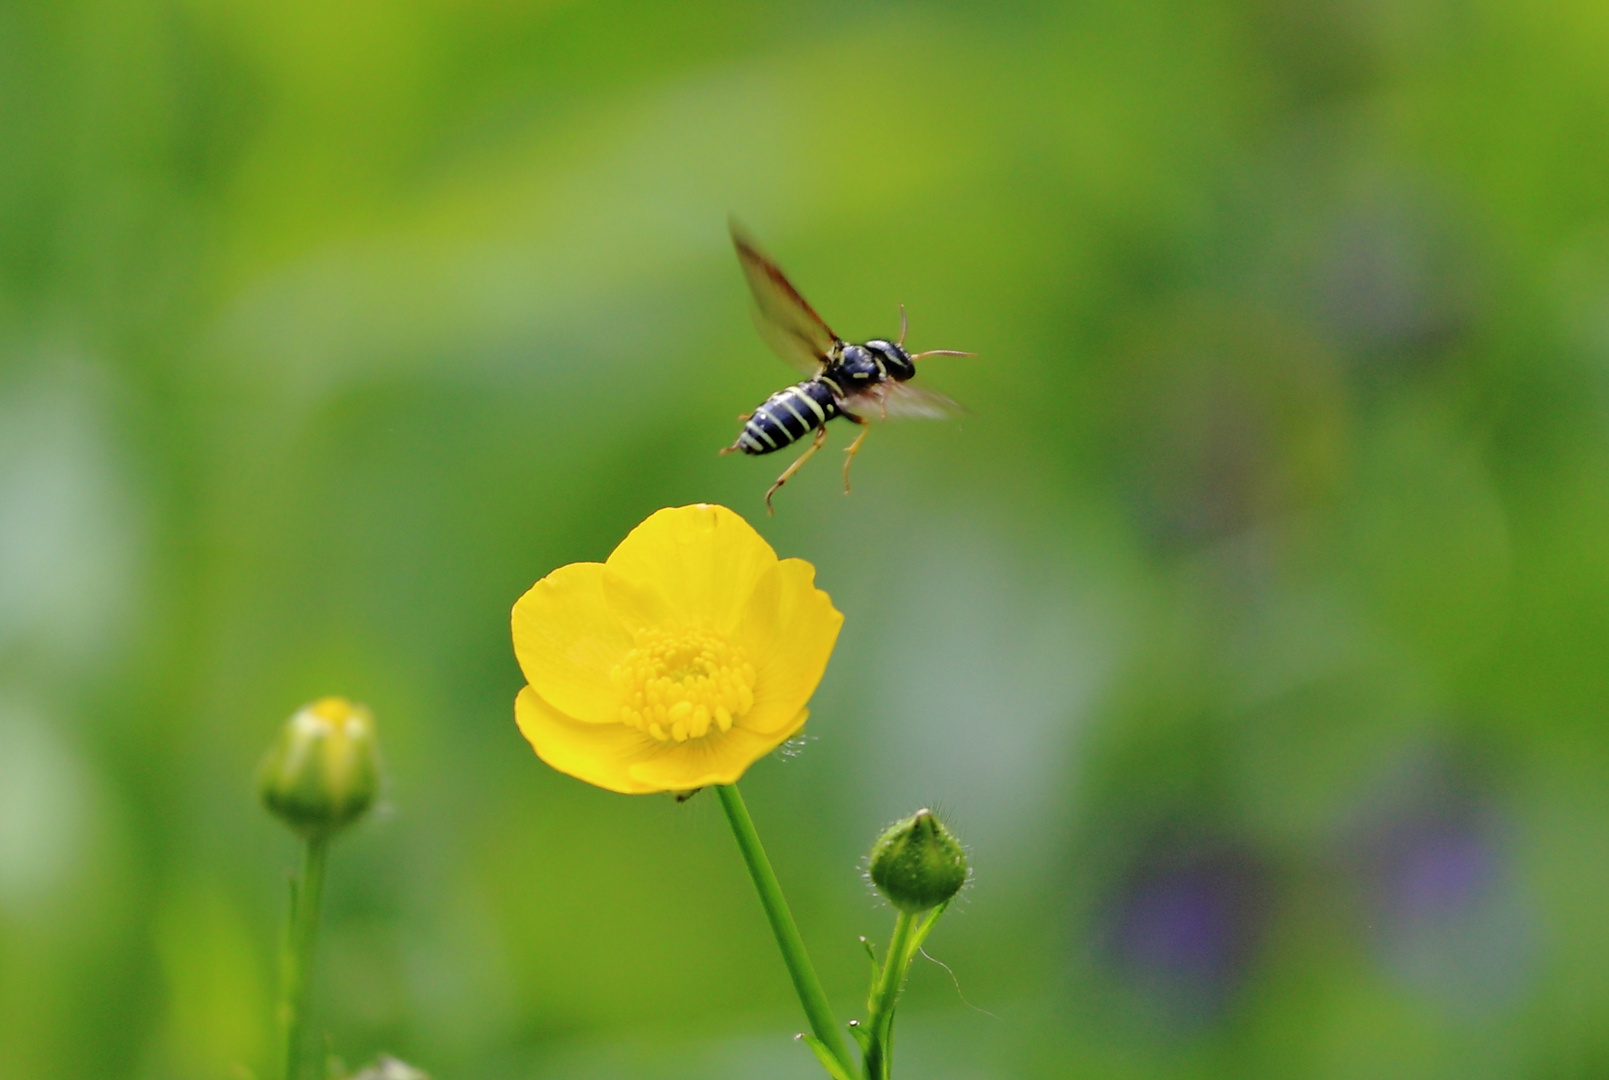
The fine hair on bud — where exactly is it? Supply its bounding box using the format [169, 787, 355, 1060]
[259, 697, 381, 840]
[868, 808, 967, 914]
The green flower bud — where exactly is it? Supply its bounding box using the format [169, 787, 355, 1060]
[868, 808, 967, 914]
[259, 697, 380, 840]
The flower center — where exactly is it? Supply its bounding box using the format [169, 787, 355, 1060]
[611, 626, 757, 742]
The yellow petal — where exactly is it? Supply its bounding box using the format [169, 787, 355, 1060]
[734, 558, 843, 734]
[604, 505, 778, 633]
[626, 708, 810, 790]
[599, 565, 672, 633]
[511, 562, 631, 724]
[515, 688, 663, 794]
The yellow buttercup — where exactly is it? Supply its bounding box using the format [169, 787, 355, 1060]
[511, 504, 843, 794]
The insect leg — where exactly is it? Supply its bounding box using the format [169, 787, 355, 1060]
[841, 416, 869, 493]
[764, 425, 828, 514]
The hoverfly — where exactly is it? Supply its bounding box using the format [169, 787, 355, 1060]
[722, 220, 973, 512]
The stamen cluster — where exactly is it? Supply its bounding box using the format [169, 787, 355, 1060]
[612, 626, 756, 742]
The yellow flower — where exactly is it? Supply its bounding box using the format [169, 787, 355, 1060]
[511, 504, 844, 794]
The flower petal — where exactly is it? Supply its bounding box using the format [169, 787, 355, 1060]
[626, 708, 810, 790]
[604, 505, 778, 632]
[511, 562, 631, 724]
[734, 558, 843, 734]
[515, 688, 663, 794]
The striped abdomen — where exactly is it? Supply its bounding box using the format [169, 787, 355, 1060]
[735, 379, 841, 455]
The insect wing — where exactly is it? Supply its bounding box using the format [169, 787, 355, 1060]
[730, 220, 839, 375]
[841, 380, 968, 422]
[748, 307, 825, 375]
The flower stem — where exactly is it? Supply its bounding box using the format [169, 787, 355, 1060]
[278, 834, 330, 1080]
[717, 784, 856, 1076]
[862, 910, 917, 1080]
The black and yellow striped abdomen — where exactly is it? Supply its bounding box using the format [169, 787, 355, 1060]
[735, 379, 842, 455]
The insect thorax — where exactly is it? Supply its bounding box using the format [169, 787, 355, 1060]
[830, 340, 915, 388]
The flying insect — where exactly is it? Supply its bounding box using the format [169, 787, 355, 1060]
[722, 221, 973, 512]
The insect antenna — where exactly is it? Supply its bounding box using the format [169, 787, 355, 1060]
[909, 349, 976, 361]
[898, 304, 908, 347]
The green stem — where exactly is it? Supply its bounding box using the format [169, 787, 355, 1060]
[862, 910, 918, 1080]
[279, 834, 330, 1080]
[717, 784, 856, 1076]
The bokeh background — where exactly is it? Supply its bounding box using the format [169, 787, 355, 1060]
[4, 0, 1609, 1077]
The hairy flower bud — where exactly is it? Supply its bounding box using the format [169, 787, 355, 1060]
[259, 697, 380, 840]
[868, 808, 967, 914]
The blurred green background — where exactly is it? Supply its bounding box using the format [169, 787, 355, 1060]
[4, 0, 1609, 1077]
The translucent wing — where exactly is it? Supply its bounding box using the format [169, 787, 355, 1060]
[841, 379, 968, 422]
[730, 219, 839, 375]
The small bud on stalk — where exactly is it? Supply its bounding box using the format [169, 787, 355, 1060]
[260, 697, 380, 841]
[869, 808, 967, 914]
